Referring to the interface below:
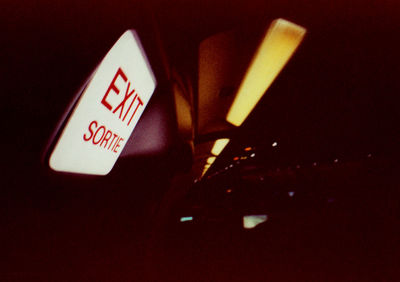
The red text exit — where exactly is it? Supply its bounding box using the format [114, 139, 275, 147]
[101, 68, 144, 126]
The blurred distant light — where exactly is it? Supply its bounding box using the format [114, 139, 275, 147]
[272, 141, 278, 147]
[367, 153, 372, 158]
[296, 164, 301, 169]
[225, 166, 229, 170]
[226, 189, 232, 193]
[201, 164, 211, 177]
[207, 156, 216, 164]
[180, 216, 193, 222]
[229, 164, 234, 168]
[250, 153, 256, 158]
[334, 158, 339, 163]
[313, 162, 317, 166]
[288, 191, 295, 197]
[244, 147, 252, 151]
[226, 19, 306, 126]
[211, 138, 230, 156]
[233, 156, 239, 161]
[240, 156, 248, 160]
[243, 215, 268, 229]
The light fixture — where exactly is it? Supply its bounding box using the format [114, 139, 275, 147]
[201, 163, 211, 176]
[211, 138, 230, 155]
[207, 156, 216, 164]
[201, 166, 210, 177]
[226, 19, 306, 126]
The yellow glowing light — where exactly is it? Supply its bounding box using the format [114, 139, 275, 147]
[201, 164, 210, 177]
[226, 19, 306, 126]
[211, 138, 230, 156]
[207, 156, 216, 164]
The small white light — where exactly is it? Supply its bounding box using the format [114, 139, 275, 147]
[334, 158, 339, 163]
[313, 162, 317, 166]
[250, 153, 256, 158]
[180, 216, 193, 222]
[243, 215, 268, 229]
[225, 167, 229, 170]
[272, 141, 278, 147]
[367, 153, 372, 158]
[229, 164, 234, 168]
[288, 191, 295, 197]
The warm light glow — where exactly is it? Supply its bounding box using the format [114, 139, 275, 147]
[211, 138, 230, 155]
[207, 156, 216, 164]
[233, 156, 239, 161]
[201, 164, 211, 177]
[244, 147, 252, 151]
[226, 19, 306, 126]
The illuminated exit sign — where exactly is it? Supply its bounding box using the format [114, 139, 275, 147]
[49, 30, 156, 175]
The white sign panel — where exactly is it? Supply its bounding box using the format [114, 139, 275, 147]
[49, 30, 156, 175]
